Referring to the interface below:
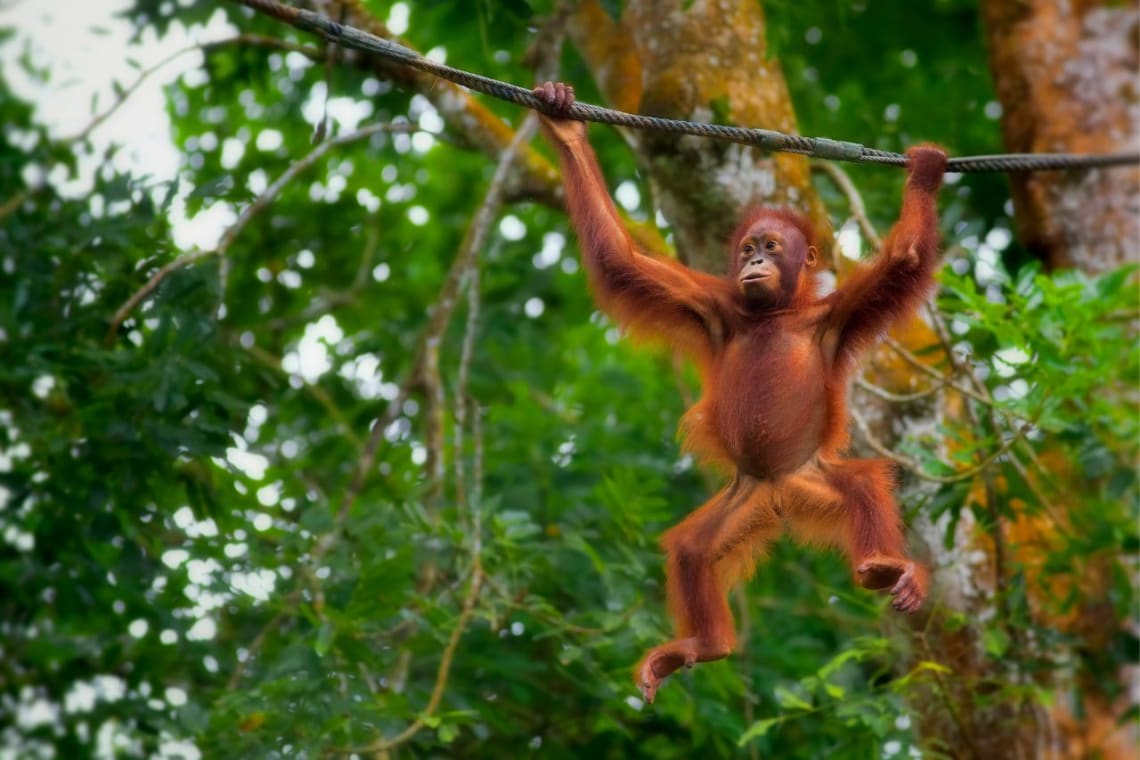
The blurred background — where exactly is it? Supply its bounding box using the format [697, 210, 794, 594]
[0, 1, 1136, 757]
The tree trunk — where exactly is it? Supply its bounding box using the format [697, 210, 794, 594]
[567, 0, 830, 273]
[970, 2, 1140, 757]
[981, 0, 1139, 273]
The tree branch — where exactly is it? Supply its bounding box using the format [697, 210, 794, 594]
[296, 0, 562, 206]
[849, 406, 1034, 485]
[104, 121, 418, 344]
[811, 161, 883, 251]
[326, 114, 541, 547]
[855, 377, 940, 404]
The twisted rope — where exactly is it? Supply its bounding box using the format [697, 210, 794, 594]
[231, 0, 1139, 174]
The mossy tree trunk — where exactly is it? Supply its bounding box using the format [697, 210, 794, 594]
[982, 0, 1139, 273]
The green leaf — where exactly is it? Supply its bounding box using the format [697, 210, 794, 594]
[823, 682, 846, 699]
[739, 717, 784, 744]
[438, 722, 459, 743]
[564, 532, 606, 574]
[1094, 264, 1137, 298]
[773, 684, 813, 711]
[911, 660, 952, 676]
[314, 622, 334, 656]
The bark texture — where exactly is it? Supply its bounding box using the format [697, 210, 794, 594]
[978, 4, 1138, 757]
[982, 0, 1139, 272]
[567, 0, 831, 273]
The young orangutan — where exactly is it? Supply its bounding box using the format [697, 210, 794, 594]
[533, 81, 947, 702]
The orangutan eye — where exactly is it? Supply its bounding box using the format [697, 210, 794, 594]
[742, 244, 755, 254]
[765, 240, 777, 251]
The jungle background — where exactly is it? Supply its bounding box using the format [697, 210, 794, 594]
[1, 0, 1137, 757]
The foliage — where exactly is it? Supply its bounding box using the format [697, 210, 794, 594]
[1, 1, 1134, 757]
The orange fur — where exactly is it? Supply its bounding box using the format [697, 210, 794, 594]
[537, 83, 947, 702]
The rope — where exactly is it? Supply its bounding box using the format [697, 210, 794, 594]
[231, 0, 1139, 174]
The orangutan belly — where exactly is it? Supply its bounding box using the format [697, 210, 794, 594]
[712, 327, 828, 478]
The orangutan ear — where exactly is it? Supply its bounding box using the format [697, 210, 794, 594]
[805, 245, 819, 269]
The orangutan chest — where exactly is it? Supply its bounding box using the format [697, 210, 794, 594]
[713, 328, 827, 462]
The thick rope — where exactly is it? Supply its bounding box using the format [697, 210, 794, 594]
[231, 0, 1139, 174]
